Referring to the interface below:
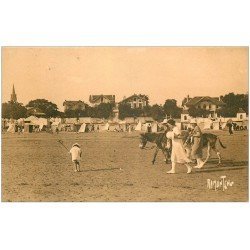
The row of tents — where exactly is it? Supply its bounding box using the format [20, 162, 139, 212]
[2, 116, 161, 133]
[3, 115, 248, 134]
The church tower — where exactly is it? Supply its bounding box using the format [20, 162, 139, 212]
[10, 84, 17, 103]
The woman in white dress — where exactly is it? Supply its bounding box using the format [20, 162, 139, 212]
[166, 119, 192, 174]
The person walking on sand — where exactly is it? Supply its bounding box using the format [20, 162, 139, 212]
[189, 119, 205, 169]
[166, 119, 192, 174]
[227, 120, 233, 135]
[69, 143, 82, 172]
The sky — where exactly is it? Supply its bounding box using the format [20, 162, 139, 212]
[2, 47, 248, 111]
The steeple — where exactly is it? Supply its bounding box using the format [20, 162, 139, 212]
[10, 84, 17, 103]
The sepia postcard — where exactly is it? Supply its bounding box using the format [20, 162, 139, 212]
[1, 47, 248, 202]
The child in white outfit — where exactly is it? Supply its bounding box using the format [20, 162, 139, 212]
[69, 143, 82, 172]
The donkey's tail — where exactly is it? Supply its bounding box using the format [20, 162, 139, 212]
[218, 137, 226, 149]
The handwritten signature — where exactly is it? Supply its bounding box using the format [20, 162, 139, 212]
[207, 176, 234, 191]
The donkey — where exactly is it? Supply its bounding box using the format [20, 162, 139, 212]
[183, 132, 226, 164]
[139, 132, 171, 164]
[140, 131, 226, 165]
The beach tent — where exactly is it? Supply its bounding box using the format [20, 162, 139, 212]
[203, 119, 213, 130]
[213, 121, 220, 130]
[135, 121, 142, 131]
[7, 123, 16, 133]
[36, 118, 48, 130]
[51, 121, 62, 132]
[100, 122, 109, 131]
[25, 116, 39, 123]
[151, 122, 158, 132]
[242, 120, 248, 130]
[78, 123, 87, 133]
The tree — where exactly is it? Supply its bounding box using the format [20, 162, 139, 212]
[26, 99, 60, 117]
[149, 104, 165, 121]
[2, 102, 27, 119]
[118, 103, 133, 120]
[219, 93, 248, 116]
[163, 99, 181, 118]
[88, 103, 114, 119]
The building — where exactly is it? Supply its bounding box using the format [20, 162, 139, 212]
[182, 95, 225, 118]
[236, 108, 247, 120]
[63, 100, 86, 112]
[120, 94, 149, 109]
[10, 85, 17, 103]
[89, 95, 115, 107]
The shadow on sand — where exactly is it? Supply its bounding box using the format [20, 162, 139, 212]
[195, 159, 248, 173]
[79, 167, 121, 173]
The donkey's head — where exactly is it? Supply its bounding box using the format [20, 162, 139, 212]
[139, 133, 148, 149]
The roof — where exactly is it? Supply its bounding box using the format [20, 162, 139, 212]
[24, 116, 39, 122]
[89, 95, 115, 103]
[65, 118, 78, 124]
[238, 108, 246, 113]
[120, 94, 148, 103]
[78, 117, 92, 123]
[63, 100, 85, 105]
[184, 96, 225, 107]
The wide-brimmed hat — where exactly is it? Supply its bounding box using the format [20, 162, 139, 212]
[167, 119, 176, 126]
[72, 143, 81, 148]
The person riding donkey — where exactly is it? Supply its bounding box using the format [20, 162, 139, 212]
[186, 119, 205, 169]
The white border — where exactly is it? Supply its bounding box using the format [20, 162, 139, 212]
[1, 1, 250, 250]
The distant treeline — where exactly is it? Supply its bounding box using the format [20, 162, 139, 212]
[2, 93, 248, 120]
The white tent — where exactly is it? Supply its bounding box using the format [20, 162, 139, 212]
[213, 121, 220, 130]
[135, 121, 142, 131]
[78, 123, 87, 133]
[151, 123, 158, 132]
[7, 123, 16, 133]
[203, 119, 213, 130]
[100, 122, 109, 131]
[51, 121, 62, 132]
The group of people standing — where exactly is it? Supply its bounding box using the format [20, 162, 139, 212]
[165, 119, 204, 174]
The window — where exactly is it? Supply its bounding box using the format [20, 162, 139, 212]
[134, 103, 137, 108]
[184, 115, 187, 120]
[240, 115, 243, 119]
[203, 104, 206, 109]
[209, 104, 211, 109]
[139, 103, 142, 108]
[134, 97, 137, 102]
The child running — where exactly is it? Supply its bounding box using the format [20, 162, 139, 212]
[69, 143, 82, 172]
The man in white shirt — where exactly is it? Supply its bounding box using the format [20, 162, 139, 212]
[69, 143, 82, 172]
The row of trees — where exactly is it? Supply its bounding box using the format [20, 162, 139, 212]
[2, 93, 248, 120]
